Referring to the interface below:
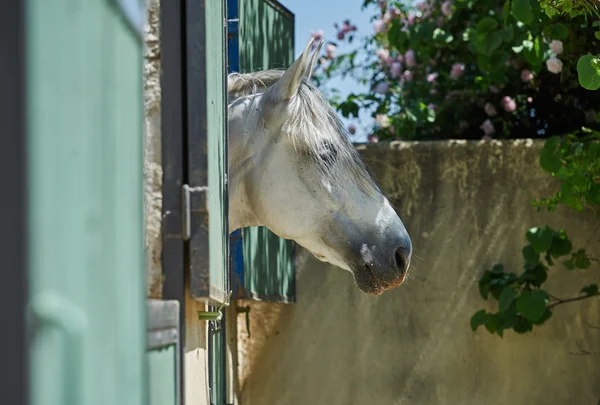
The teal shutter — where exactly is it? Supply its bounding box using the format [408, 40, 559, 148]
[26, 1, 146, 405]
[238, 0, 296, 302]
[187, 0, 230, 306]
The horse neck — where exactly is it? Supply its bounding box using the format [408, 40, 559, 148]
[227, 104, 264, 233]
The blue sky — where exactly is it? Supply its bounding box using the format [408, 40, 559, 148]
[279, 0, 375, 141]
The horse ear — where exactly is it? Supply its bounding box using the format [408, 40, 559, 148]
[305, 39, 324, 80]
[269, 37, 315, 102]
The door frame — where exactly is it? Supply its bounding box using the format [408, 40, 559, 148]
[0, 0, 28, 404]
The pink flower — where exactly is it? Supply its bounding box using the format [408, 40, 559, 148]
[441, 1, 453, 16]
[484, 102, 497, 117]
[402, 70, 414, 82]
[311, 30, 325, 41]
[550, 40, 563, 55]
[347, 124, 356, 135]
[376, 48, 390, 62]
[527, 97, 533, 103]
[342, 21, 352, 33]
[375, 114, 391, 128]
[502, 96, 516, 112]
[427, 103, 436, 111]
[337, 31, 345, 40]
[521, 69, 533, 82]
[374, 82, 389, 94]
[368, 134, 379, 143]
[430, 89, 438, 95]
[426, 72, 439, 84]
[378, 0, 387, 10]
[480, 119, 495, 135]
[325, 44, 337, 59]
[389, 7, 400, 17]
[385, 56, 396, 66]
[405, 50, 417, 67]
[383, 11, 393, 24]
[406, 14, 416, 25]
[546, 56, 563, 74]
[450, 63, 465, 79]
[373, 19, 386, 33]
[415, 0, 428, 12]
[481, 135, 493, 141]
[390, 62, 402, 78]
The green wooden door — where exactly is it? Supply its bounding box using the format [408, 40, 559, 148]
[187, 0, 230, 306]
[238, 0, 296, 302]
[26, 1, 146, 404]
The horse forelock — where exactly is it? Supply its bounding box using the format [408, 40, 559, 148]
[227, 70, 379, 196]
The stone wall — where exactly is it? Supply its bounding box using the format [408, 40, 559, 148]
[237, 140, 600, 405]
[144, 0, 163, 299]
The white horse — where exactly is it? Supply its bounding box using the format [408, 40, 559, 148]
[227, 38, 412, 295]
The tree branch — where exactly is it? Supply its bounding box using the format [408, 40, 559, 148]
[547, 293, 599, 309]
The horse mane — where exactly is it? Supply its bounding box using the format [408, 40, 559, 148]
[227, 70, 285, 102]
[227, 69, 379, 196]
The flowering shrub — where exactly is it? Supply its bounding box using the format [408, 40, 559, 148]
[312, 0, 600, 141]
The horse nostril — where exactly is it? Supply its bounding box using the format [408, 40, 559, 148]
[394, 246, 408, 273]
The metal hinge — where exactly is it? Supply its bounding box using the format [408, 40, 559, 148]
[181, 184, 208, 241]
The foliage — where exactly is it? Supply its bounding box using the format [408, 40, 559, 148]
[534, 129, 600, 211]
[471, 226, 597, 336]
[311, 0, 600, 141]
[472, 129, 600, 337]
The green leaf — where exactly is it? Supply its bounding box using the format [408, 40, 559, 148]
[522, 244, 540, 266]
[475, 31, 504, 56]
[502, 25, 514, 42]
[476, 17, 498, 34]
[478, 271, 492, 299]
[575, 255, 591, 269]
[499, 287, 517, 312]
[513, 316, 533, 333]
[526, 265, 548, 287]
[511, 0, 534, 23]
[563, 258, 575, 269]
[550, 23, 569, 40]
[533, 308, 553, 325]
[540, 138, 562, 173]
[595, 31, 600, 40]
[388, 20, 407, 52]
[484, 315, 498, 334]
[503, 0, 510, 24]
[491, 263, 505, 274]
[587, 183, 600, 204]
[577, 55, 600, 91]
[471, 309, 489, 331]
[516, 290, 548, 322]
[581, 284, 599, 296]
[523, 36, 544, 68]
[526, 226, 554, 253]
[549, 230, 572, 257]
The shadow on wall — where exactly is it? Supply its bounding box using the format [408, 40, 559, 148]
[237, 140, 600, 405]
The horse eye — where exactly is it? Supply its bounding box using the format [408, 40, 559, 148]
[317, 141, 338, 166]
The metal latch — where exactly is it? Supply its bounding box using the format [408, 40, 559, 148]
[181, 184, 208, 241]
